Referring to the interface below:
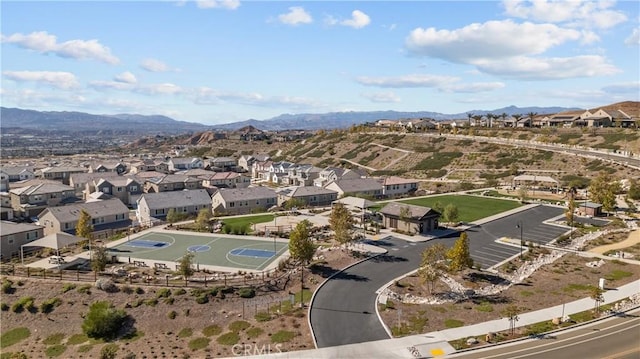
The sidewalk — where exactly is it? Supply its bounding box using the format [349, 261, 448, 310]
[235, 279, 640, 359]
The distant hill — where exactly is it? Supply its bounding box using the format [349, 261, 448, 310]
[210, 106, 581, 131]
[0, 107, 212, 135]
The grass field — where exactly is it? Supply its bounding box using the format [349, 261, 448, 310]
[396, 194, 522, 223]
[220, 214, 275, 232]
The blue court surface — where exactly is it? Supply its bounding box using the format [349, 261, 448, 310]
[109, 231, 288, 271]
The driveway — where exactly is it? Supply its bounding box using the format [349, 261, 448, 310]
[310, 205, 569, 348]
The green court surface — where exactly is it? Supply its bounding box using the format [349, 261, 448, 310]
[108, 231, 288, 271]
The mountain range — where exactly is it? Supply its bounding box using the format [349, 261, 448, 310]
[0, 105, 582, 134]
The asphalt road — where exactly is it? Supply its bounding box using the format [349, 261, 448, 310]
[310, 205, 569, 348]
[447, 309, 640, 359]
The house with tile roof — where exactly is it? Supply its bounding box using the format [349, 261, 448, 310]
[212, 186, 277, 215]
[37, 198, 130, 238]
[136, 189, 212, 225]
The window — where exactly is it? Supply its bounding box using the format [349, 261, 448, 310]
[117, 187, 123, 192]
[64, 223, 70, 229]
[130, 186, 138, 192]
[229, 202, 235, 208]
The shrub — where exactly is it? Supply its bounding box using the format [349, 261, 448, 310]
[271, 330, 295, 343]
[188, 337, 210, 351]
[246, 327, 264, 338]
[82, 301, 128, 340]
[40, 297, 62, 314]
[167, 310, 177, 320]
[156, 288, 171, 298]
[163, 297, 175, 305]
[173, 288, 186, 296]
[0, 302, 8, 311]
[67, 333, 89, 345]
[2, 279, 14, 294]
[135, 287, 144, 295]
[45, 344, 66, 357]
[0, 327, 30, 349]
[178, 328, 193, 338]
[144, 298, 158, 307]
[202, 325, 222, 337]
[43, 333, 65, 345]
[444, 319, 464, 328]
[238, 287, 256, 298]
[100, 343, 119, 359]
[229, 321, 250, 332]
[11, 296, 35, 313]
[255, 312, 272, 322]
[77, 284, 92, 294]
[195, 295, 209, 304]
[216, 332, 239, 346]
[121, 285, 134, 294]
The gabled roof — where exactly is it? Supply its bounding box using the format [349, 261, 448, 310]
[139, 189, 211, 209]
[10, 182, 74, 195]
[38, 198, 129, 223]
[146, 174, 200, 185]
[169, 157, 201, 165]
[379, 202, 440, 220]
[325, 178, 382, 193]
[214, 186, 276, 202]
[381, 176, 418, 186]
[277, 186, 338, 198]
[38, 166, 86, 174]
[0, 221, 43, 236]
[0, 166, 34, 176]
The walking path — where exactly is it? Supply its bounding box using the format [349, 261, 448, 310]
[588, 229, 639, 254]
[237, 279, 640, 359]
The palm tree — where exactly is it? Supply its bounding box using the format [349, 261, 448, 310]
[526, 112, 537, 128]
[467, 113, 473, 127]
[486, 113, 494, 128]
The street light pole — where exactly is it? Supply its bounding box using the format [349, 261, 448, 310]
[517, 221, 523, 258]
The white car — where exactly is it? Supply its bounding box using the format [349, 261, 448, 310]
[48, 256, 65, 264]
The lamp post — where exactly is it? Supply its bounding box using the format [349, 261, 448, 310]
[516, 221, 523, 259]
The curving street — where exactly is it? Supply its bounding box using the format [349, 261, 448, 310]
[310, 205, 568, 348]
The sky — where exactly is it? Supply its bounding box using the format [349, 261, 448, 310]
[1, 1, 639, 125]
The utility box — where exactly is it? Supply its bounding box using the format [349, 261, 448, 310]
[599, 278, 605, 290]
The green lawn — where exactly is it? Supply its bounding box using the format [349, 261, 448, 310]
[220, 214, 274, 228]
[395, 195, 521, 223]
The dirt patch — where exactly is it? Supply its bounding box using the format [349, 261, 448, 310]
[379, 253, 640, 338]
[589, 230, 640, 255]
[0, 248, 360, 358]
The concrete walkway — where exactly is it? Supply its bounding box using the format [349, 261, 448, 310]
[233, 279, 640, 359]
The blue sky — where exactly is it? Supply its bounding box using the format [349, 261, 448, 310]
[1, 1, 639, 125]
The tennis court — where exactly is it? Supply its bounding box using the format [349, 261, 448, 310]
[108, 231, 289, 271]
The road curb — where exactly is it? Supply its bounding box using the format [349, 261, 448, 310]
[307, 247, 386, 349]
[447, 304, 640, 357]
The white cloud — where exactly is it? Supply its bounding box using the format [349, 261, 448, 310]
[602, 82, 640, 94]
[405, 20, 581, 62]
[440, 82, 506, 93]
[355, 74, 458, 88]
[136, 83, 183, 95]
[475, 55, 619, 79]
[278, 7, 313, 26]
[625, 28, 640, 46]
[88, 80, 135, 91]
[361, 92, 400, 103]
[192, 87, 319, 108]
[340, 10, 371, 29]
[114, 71, 137, 84]
[1, 31, 119, 64]
[502, 0, 627, 29]
[195, 0, 240, 10]
[580, 30, 600, 44]
[140, 58, 171, 72]
[3, 70, 80, 89]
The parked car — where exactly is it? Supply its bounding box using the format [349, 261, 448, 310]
[48, 256, 65, 264]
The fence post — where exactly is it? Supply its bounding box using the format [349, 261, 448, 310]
[204, 276, 207, 287]
[77, 269, 80, 281]
[166, 276, 169, 287]
[43, 269, 46, 279]
[224, 275, 227, 286]
[242, 301, 245, 319]
[27, 267, 30, 277]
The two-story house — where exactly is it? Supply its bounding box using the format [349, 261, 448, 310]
[37, 166, 87, 185]
[286, 164, 322, 187]
[144, 174, 202, 193]
[212, 186, 277, 215]
[200, 172, 251, 189]
[1, 221, 44, 261]
[70, 172, 121, 197]
[313, 167, 364, 187]
[380, 176, 419, 198]
[88, 161, 127, 174]
[208, 157, 237, 172]
[0, 166, 36, 182]
[238, 154, 270, 172]
[276, 186, 338, 208]
[136, 189, 212, 225]
[88, 176, 143, 207]
[167, 157, 204, 172]
[37, 198, 131, 238]
[324, 178, 383, 199]
[9, 182, 77, 219]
